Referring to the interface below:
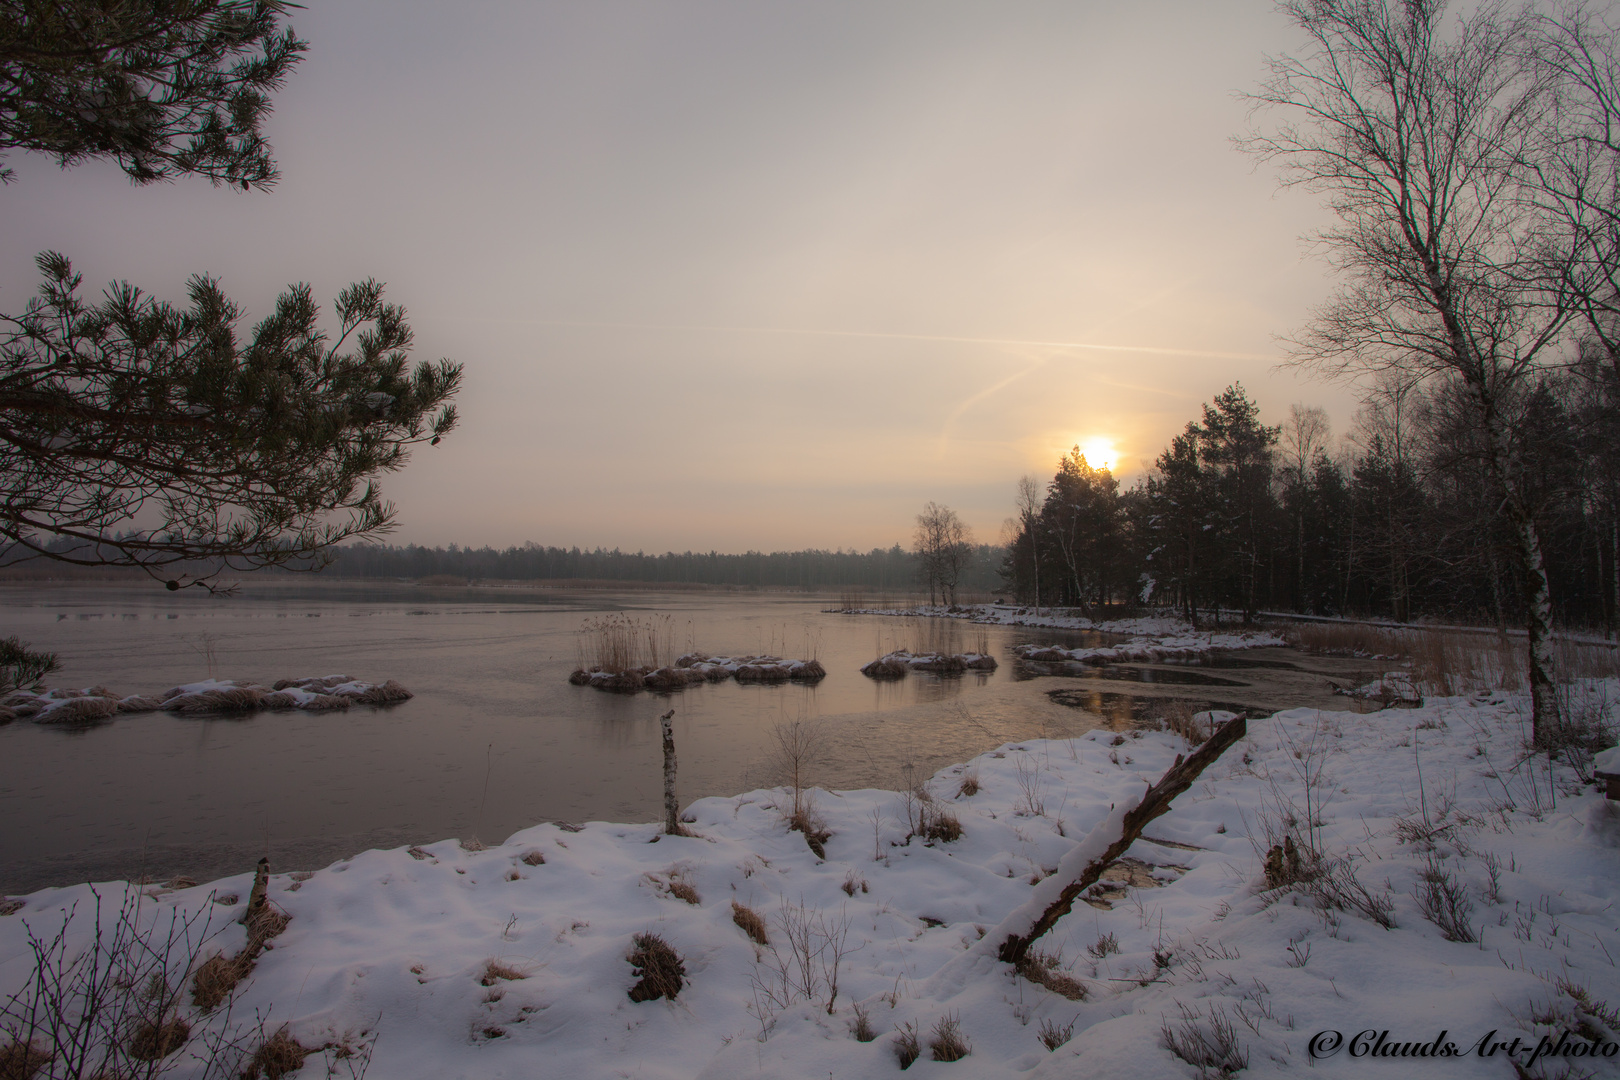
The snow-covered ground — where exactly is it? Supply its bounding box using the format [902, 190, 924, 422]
[4, 686, 1618, 1077]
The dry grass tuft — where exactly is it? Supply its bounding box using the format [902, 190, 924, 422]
[241, 1026, 312, 1080]
[667, 877, 701, 906]
[459, 836, 485, 853]
[1017, 950, 1087, 1001]
[731, 900, 769, 945]
[191, 952, 252, 1011]
[851, 1003, 877, 1042]
[626, 933, 685, 1002]
[245, 905, 290, 945]
[128, 1014, 190, 1060]
[1161, 700, 1213, 746]
[841, 870, 868, 896]
[956, 771, 979, 798]
[1039, 1015, 1076, 1051]
[787, 808, 831, 859]
[923, 809, 963, 844]
[480, 959, 527, 986]
[894, 1021, 921, 1069]
[929, 1014, 971, 1061]
[520, 850, 546, 866]
[0, 1040, 50, 1079]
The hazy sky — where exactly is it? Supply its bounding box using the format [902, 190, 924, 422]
[4, 1, 1356, 553]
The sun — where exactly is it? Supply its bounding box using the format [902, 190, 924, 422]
[1076, 436, 1117, 472]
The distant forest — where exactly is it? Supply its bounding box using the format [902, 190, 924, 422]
[1003, 379, 1618, 634]
[326, 541, 1007, 594]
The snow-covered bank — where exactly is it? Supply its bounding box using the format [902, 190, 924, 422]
[1014, 631, 1284, 666]
[3, 691, 1618, 1078]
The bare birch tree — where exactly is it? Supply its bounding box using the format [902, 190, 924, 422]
[1243, 0, 1570, 740]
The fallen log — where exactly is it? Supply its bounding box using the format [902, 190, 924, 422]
[996, 715, 1248, 968]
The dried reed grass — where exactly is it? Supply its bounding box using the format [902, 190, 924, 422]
[191, 952, 252, 1011]
[731, 900, 769, 945]
[480, 960, 527, 985]
[576, 613, 675, 674]
[626, 933, 685, 1002]
[1285, 622, 1620, 696]
[242, 1026, 311, 1080]
[128, 1014, 190, 1060]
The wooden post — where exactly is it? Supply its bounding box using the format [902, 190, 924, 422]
[998, 716, 1248, 968]
[659, 709, 680, 835]
[241, 856, 269, 927]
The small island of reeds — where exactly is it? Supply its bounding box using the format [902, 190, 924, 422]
[860, 649, 997, 679]
[569, 614, 824, 693]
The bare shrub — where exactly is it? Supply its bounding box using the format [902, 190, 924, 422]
[1413, 854, 1477, 943]
[1301, 857, 1397, 931]
[1160, 1001, 1248, 1078]
[1, 887, 239, 1079]
[770, 716, 825, 824]
[893, 1022, 921, 1069]
[928, 1013, 971, 1061]
[627, 933, 685, 1002]
[731, 901, 769, 946]
[1039, 1015, 1076, 1050]
[1014, 756, 1046, 816]
[749, 901, 854, 1020]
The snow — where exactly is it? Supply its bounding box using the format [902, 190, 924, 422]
[860, 650, 998, 677]
[0, 676, 411, 722]
[4, 691, 1619, 1076]
[1014, 631, 1283, 666]
[570, 655, 825, 692]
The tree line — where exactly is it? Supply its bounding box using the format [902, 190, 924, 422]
[1002, 374, 1619, 636]
[326, 540, 1006, 593]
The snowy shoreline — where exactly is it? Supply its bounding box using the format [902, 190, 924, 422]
[4, 687, 1618, 1078]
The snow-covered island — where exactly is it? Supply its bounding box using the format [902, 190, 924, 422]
[570, 654, 826, 693]
[860, 650, 998, 678]
[4, 684, 1617, 1078]
[0, 676, 412, 724]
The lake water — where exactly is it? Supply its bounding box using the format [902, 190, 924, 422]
[0, 582, 1383, 895]
[0, 582, 1120, 894]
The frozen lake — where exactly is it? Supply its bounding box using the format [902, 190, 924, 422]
[0, 581, 1117, 893]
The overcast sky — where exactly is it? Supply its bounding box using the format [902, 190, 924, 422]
[4, 1, 1354, 553]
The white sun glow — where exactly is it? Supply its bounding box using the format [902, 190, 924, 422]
[1077, 437, 1117, 472]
